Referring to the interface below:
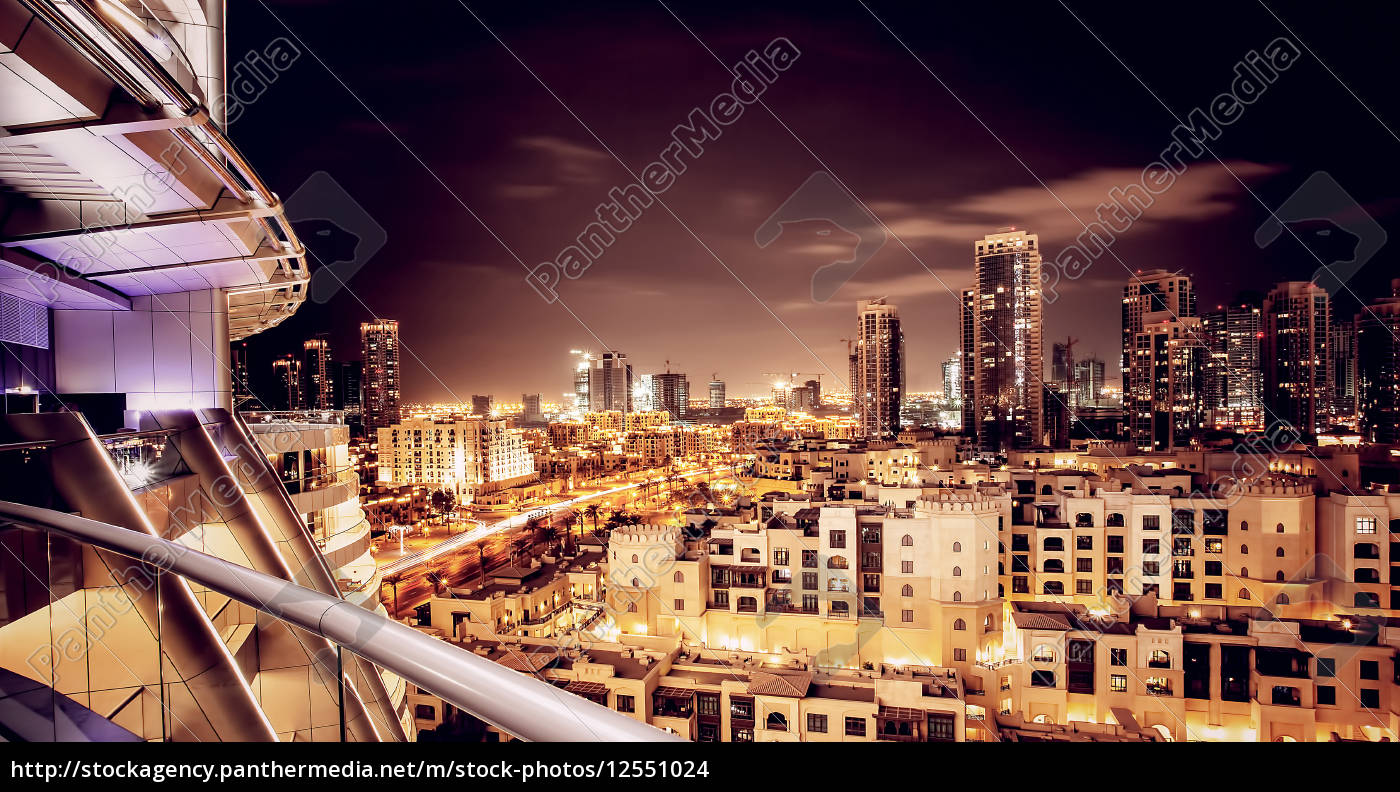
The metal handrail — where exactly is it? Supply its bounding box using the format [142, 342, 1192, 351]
[0, 501, 679, 742]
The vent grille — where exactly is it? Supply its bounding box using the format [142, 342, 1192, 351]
[0, 293, 50, 349]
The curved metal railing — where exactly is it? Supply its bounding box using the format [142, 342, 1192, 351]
[0, 501, 679, 742]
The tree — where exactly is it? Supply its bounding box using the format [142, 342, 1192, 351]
[511, 536, 532, 567]
[430, 488, 456, 517]
[540, 524, 560, 554]
[584, 504, 601, 533]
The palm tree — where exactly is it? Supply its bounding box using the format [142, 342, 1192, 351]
[383, 573, 402, 617]
[584, 503, 601, 534]
[540, 524, 560, 555]
[511, 536, 532, 567]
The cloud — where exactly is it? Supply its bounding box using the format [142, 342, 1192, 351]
[867, 160, 1284, 250]
[513, 135, 610, 185]
[498, 184, 561, 200]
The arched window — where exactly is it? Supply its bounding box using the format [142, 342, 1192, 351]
[1355, 592, 1380, 608]
[1106, 513, 1125, 527]
[1240, 567, 1248, 578]
[984, 615, 995, 632]
[952, 591, 962, 602]
[1276, 592, 1290, 604]
[1043, 559, 1064, 573]
[1041, 485, 1053, 495]
[1238, 588, 1250, 600]
[952, 566, 962, 577]
[632, 554, 639, 563]
[953, 618, 966, 631]
[1240, 544, 1249, 555]
[673, 570, 684, 583]
[626, 602, 637, 613]
[1043, 581, 1064, 595]
[1275, 547, 1285, 558]
[1149, 649, 1170, 668]
[765, 712, 787, 730]
[1275, 571, 1286, 582]
[632, 578, 639, 587]
[901, 584, 914, 597]
[827, 555, 848, 569]
[901, 534, 913, 547]
[1276, 523, 1285, 533]
[1240, 521, 1249, 531]
[952, 541, 961, 553]
[1355, 568, 1381, 584]
[1043, 537, 1064, 552]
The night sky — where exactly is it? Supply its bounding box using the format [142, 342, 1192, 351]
[231, 1, 1400, 403]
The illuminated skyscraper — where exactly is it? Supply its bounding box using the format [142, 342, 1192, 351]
[854, 298, 904, 438]
[361, 320, 401, 433]
[303, 337, 333, 410]
[1356, 280, 1400, 443]
[1201, 304, 1263, 430]
[708, 377, 726, 409]
[1126, 316, 1204, 450]
[1122, 269, 1195, 383]
[966, 230, 1044, 450]
[273, 354, 304, 410]
[651, 371, 689, 419]
[589, 351, 632, 412]
[1263, 282, 1331, 434]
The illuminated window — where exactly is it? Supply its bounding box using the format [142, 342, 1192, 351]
[1110, 674, 1127, 693]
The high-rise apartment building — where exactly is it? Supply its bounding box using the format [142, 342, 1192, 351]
[1263, 282, 1331, 434]
[1331, 318, 1358, 420]
[854, 298, 905, 438]
[1072, 357, 1105, 406]
[588, 351, 632, 412]
[336, 360, 363, 415]
[652, 371, 689, 419]
[361, 320, 402, 433]
[303, 337, 334, 410]
[273, 354, 304, 410]
[1200, 304, 1263, 430]
[1126, 316, 1204, 450]
[959, 289, 977, 435]
[1121, 269, 1195, 383]
[1356, 280, 1400, 444]
[966, 230, 1044, 450]
[708, 377, 726, 409]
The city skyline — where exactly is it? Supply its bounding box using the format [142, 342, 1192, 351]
[230, 2, 1400, 401]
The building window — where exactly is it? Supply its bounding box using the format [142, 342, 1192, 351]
[828, 555, 848, 569]
[674, 599, 684, 611]
[1110, 648, 1127, 666]
[1360, 689, 1380, 709]
[953, 618, 966, 631]
[1076, 535, 1093, 551]
[414, 704, 436, 720]
[673, 571, 684, 583]
[773, 548, 789, 566]
[802, 572, 817, 589]
[626, 602, 637, 613]
[1316, 657, 1336, 677]
[1361, 660, 1379, 680]
[1356, 517, 1377, 535]
[953, 648, 967, 662]
[807, 713, 827, 733]
[1076, 579, 1093, 594]
[901, 560, 914, 574]
[845, 717, 866, 737]
[901, 534, 914, 546]
[901, 584, 914, 597]
[1076, 558, 1093, 573]
[952, 566, 962, 577]
[1143, 515, 1160, 531]
[901, 609, 914, 623]
[1316, 685, 1336, 706]
[616, 695, 634, 713]
[1110, 674, 1128, 693]
[829, 530, 846, 549]
[802, 550, 818, 568]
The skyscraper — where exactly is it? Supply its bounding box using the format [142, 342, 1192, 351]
[709, 376, 726, 409]
[853, 298, 904, 438]
[959, 289, 977, 435]
[232, 341, 253, 407]
[1201, 304, 1263, 430]
[522, 393, 545, 423]
[1330, 318, 1358, 420]
[1072, 357, 1105, 407]
[1122, 269, 1196, 386]
[1126, 316, 1204, 450]
[1263, 282, 1331, 434]
[966, 230, 1044, 450]
[361, 320, 402, 433]
[303, 337, 334, 410]
[272, 355, 304, 410]
[1355, 280, 1400, 444]
[941, 355, 962, 402]
[651, 372, 689, 419]
[572, 352, 592, 415]
[336, 360, 362, 415]
[1123, 271, 1199, 449]
[588, 351, 632, 412]
[472, 394, 494, 416]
